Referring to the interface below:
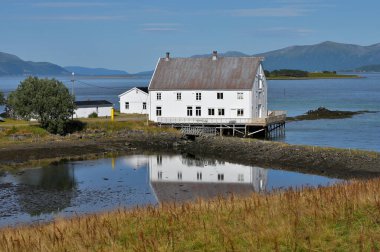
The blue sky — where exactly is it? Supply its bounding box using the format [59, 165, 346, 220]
[1, 0, 379, 73]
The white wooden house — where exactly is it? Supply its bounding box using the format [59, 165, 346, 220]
[148, 52, 268, 123]
[147, 52, 286, 137]
[74, 100, 113, 118]
[119, 87, 149, 114]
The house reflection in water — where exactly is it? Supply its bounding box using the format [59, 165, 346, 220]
[148, 155, 267, 203]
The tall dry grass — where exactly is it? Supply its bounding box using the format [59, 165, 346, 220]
[2, 179, 380, 251]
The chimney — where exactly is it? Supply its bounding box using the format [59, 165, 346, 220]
[165, 52, 170, 61]
[212, 51, 218, 61]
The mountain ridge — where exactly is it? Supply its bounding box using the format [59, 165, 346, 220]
[2, 41, 380, 76]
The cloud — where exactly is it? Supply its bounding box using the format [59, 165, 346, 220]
[143, 28, 179, 32]
[141, 23, 181, 32]
[29, 15, 127, 21]
[256, 27, 314, 36]
[31, 2, 109, 8]
[228, 7, 311, 17]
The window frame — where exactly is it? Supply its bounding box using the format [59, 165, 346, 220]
[237, 109, 244, 116]
[196, 92, 202, 100]
[217, 92, 224, 99]
[237, 92, 244, 100]
[156, 92, 162, 100]
[218, 108, 225, 116]
[196, 106, 201, 116]
[143, 102, 146, 110]
[177, 92, 181, 101]
[125, 102, 129, 110]
[208, 108, 215, 116]
[187, 106, 193, 116]
[218, 173, 224, 181]
[156, 106, 162, 116]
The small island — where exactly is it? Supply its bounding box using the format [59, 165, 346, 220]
[287, 107, 374, 121]
[265, 69, 360, 80]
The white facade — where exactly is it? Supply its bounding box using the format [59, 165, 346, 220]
[74, 106, 112, 118]
[148, 64, 267, 123]
[148, 155, 267, 192]
[119, 87, 149, 114]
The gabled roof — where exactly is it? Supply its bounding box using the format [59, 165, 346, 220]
[149, 57, 262, 90]
[75, 100, 113, 107]
[118, 86, 149, 97]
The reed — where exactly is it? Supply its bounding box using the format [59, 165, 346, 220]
[2, 178, 380, 251]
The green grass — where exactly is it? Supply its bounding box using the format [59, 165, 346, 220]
[2, 179, 380, 251]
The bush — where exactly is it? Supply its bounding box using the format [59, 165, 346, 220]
[7, 77, 75, 135]
[88, 112, 98, 118]
[64, 120, 86, 134]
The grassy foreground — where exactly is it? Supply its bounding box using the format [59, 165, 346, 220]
[2, 179, 380, 251]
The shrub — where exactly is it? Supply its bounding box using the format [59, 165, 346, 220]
[88, 112, 98, 118]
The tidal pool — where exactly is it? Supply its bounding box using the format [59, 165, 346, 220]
[0, 154, 341, 227]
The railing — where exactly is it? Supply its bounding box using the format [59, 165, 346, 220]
[157, 111, 287, 125]
[180, 126, 217, 136]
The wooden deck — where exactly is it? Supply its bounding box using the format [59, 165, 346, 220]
[157, 111, 287, 138]
[157, 110, 286, 127]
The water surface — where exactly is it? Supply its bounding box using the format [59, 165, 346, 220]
[0, 154, 340, 227]
[1, 74, 379, 151]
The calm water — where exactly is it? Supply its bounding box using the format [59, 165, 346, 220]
[0, 74, 379, 151]
[0, 154, 340, 227]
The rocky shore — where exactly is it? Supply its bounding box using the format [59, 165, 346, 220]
[1, 130, 379, 179]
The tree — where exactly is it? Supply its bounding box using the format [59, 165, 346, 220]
[7, 77, 75, 134]
[0, 90, 5, 105]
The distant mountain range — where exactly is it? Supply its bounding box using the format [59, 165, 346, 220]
[191, 41, 380, 71]
[0, 52, 68, 76]
[352, 64, 380, 72]
[255, 41, 380, 71]
[1, 41, 380, 76]
[64, 66, 129, 76]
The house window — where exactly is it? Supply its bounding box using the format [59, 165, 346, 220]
[217, 93, 223, 99]
[125, 102, 129, 110]
[196, 107, 201, 116]
[218, 108, 225, 116]
[177, 93, 181, 100]
[143, 102, 146, 110]
[237, 92, 243, 100]
[157, 155, 162, 165]
[158, 171, 163, 180]
[208, 108, 215, 116]
[197, 172, 202, 181]
[196, 92, 202, 100]
[157, 93, 162, 100]
[238, 174, 244, 182]
[237, 109, 244, 116]
[218, 173, 224, 181]
[187, 106, 193, 116]
[178, 172, 182, 180]
[156, 106, 162, 116]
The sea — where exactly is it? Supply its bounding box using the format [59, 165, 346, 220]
[0, 73, 379, 152]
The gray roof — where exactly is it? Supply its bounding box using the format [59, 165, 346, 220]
[75, 100, 113, 107]
[149, 57, 262, 90]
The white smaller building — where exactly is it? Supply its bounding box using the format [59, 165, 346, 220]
[119, 87, 149, 114]
[74, 100, 113, 118]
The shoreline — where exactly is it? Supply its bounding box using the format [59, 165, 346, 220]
[1, 130, 379, 180]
